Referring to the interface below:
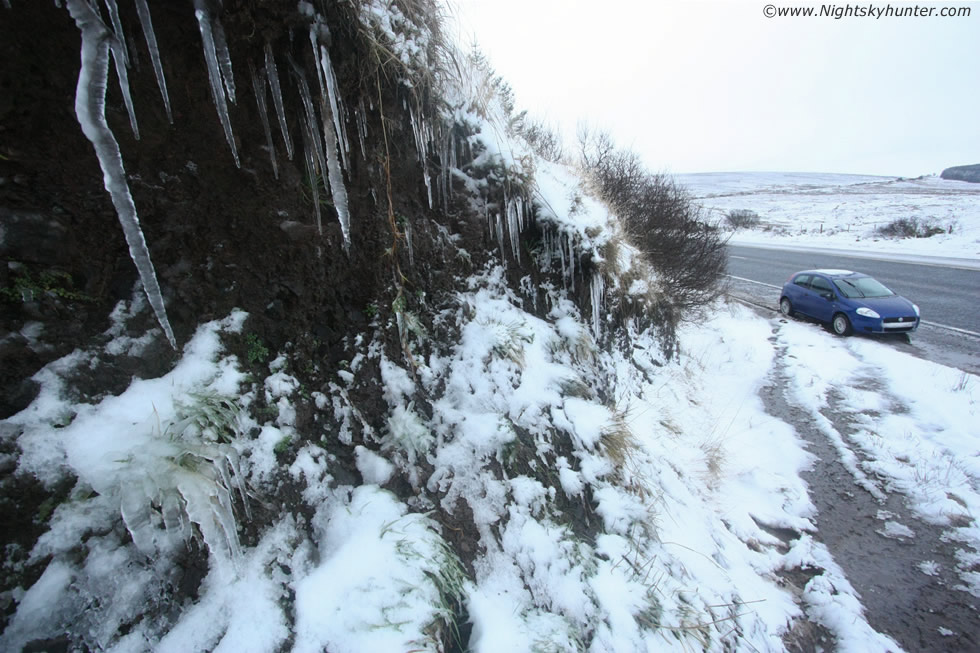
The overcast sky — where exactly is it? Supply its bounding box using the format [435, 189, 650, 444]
[448, 0, 979, 177]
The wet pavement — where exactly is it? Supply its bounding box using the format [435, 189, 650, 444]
[758, 319, 979, 651]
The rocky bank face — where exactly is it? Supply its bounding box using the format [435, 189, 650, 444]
[940, 163, 980, 183]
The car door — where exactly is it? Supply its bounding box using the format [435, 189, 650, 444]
[806, 275, 837, 322]
[788, 274, 815, 316]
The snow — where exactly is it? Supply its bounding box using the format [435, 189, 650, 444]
[679, 171, 980, 261]
[293, 486, 459, 653]
[11, 2, 980, 650]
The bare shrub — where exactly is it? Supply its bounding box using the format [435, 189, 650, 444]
[515, 115, 564, 162]
[875, 217, 945, 239]
[725, 209, 760, 230]
[579, 128, 727, 318]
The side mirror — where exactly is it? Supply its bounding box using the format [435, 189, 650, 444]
[821, 291, 834, 301]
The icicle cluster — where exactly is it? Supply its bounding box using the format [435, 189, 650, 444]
[65, 0, 176, 349]
[538, 227, 580, 291]
[486, 193, 531, 267]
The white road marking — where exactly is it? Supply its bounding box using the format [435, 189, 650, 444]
[726, 274, 781, 289]
[920, 321, 980, 338]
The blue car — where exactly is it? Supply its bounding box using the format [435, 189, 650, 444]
[779, 269, 920, 336]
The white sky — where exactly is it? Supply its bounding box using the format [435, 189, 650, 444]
[448, 0, 980, 176]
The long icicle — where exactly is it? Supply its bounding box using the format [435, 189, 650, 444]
[134, 0, 172, 123]
[211, 13, 236, 104]
[103, 0, 129, 66]
[109, 35, 140, 140]
[249, 63, 278, 179]
[265, 43, 293, 159]
[100, 0, 138, 139]
[65, 0, 176, 349]
[291, 61, 328, 195]
[194, 1, 240, 167]
[309, 26, 351, 247]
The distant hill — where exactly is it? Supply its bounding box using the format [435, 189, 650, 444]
[941, 164, 980, 183]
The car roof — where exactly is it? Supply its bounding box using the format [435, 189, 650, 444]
[797, 269, 863, 279]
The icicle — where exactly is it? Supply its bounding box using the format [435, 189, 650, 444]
[355, 97, 368, 161]
[495, 213, 505, 263]
[249, 62, 278, 179]
[292, 65, 328, 196]
[194, 3, 239, 167]
[409, 107, 426, 163]
[423, 171, 433, 210]
[506, 196, 521, 263]
[590, 273, 605, 341]
[319, 44, 350, 171]
[109, 35, 140, 140]
[297, 58, 351, 250]
[558, 232, 566, 285]
[211, 15, 236, 103]
[103, 0, 129, 66]
[320, 99, 352, 250]
[300, 123, 323, 236]
[567, 233, 575, 292]
[405, 220, 415, 268]
[265, 44, 293, 160]
[66, 0, 176, 349]
[134, 0, 172, 124]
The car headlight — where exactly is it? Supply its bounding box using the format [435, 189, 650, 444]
[856, 307, 880, 319]
[912, 303, 920, 316]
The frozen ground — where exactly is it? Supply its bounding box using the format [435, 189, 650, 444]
[677, 172, 980, 262]
[4, 289, 976, 651]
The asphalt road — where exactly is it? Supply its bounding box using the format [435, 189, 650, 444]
[725, 244, 980, 374]
[726, 244, 979, 333]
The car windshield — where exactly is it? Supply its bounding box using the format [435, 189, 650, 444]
[833, 276, 894, 298]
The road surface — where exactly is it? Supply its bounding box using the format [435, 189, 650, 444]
[725, 244, 980, 374]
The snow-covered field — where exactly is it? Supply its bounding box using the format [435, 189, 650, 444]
[678, 172, 980, 262]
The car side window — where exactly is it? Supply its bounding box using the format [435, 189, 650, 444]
[793, 274, 811, 288]
[810, 276, 833, 296]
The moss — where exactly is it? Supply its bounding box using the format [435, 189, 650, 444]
[0, 267, 93, 304]
[245, 333, 270, 365]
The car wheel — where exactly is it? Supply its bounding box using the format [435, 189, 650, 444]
[832, 313, 852, 336]
[779, 297, 794, 317]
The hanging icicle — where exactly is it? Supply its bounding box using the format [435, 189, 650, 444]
[103, 0, 129, 66]
[65, 0, 176, 349]
[320, 44, 350, 171]
[134, 0, 172, 124]
[210, 15, 236, 103]
[299, 122, 323, 236]
[292, 64, 328, 201]
[355, 97, 369, 161]
[249, 62, 278, 179]
[265, 43, 293, 160]
[109, 34, 140, 140]
[590, 272, 605, 341]
[194, 1, 240, 167]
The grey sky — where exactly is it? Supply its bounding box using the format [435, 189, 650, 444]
[450, 0, 979, 176]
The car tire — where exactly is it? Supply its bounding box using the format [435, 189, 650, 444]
[832, 313, 852, 336]
[779, 297, 794, 317]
